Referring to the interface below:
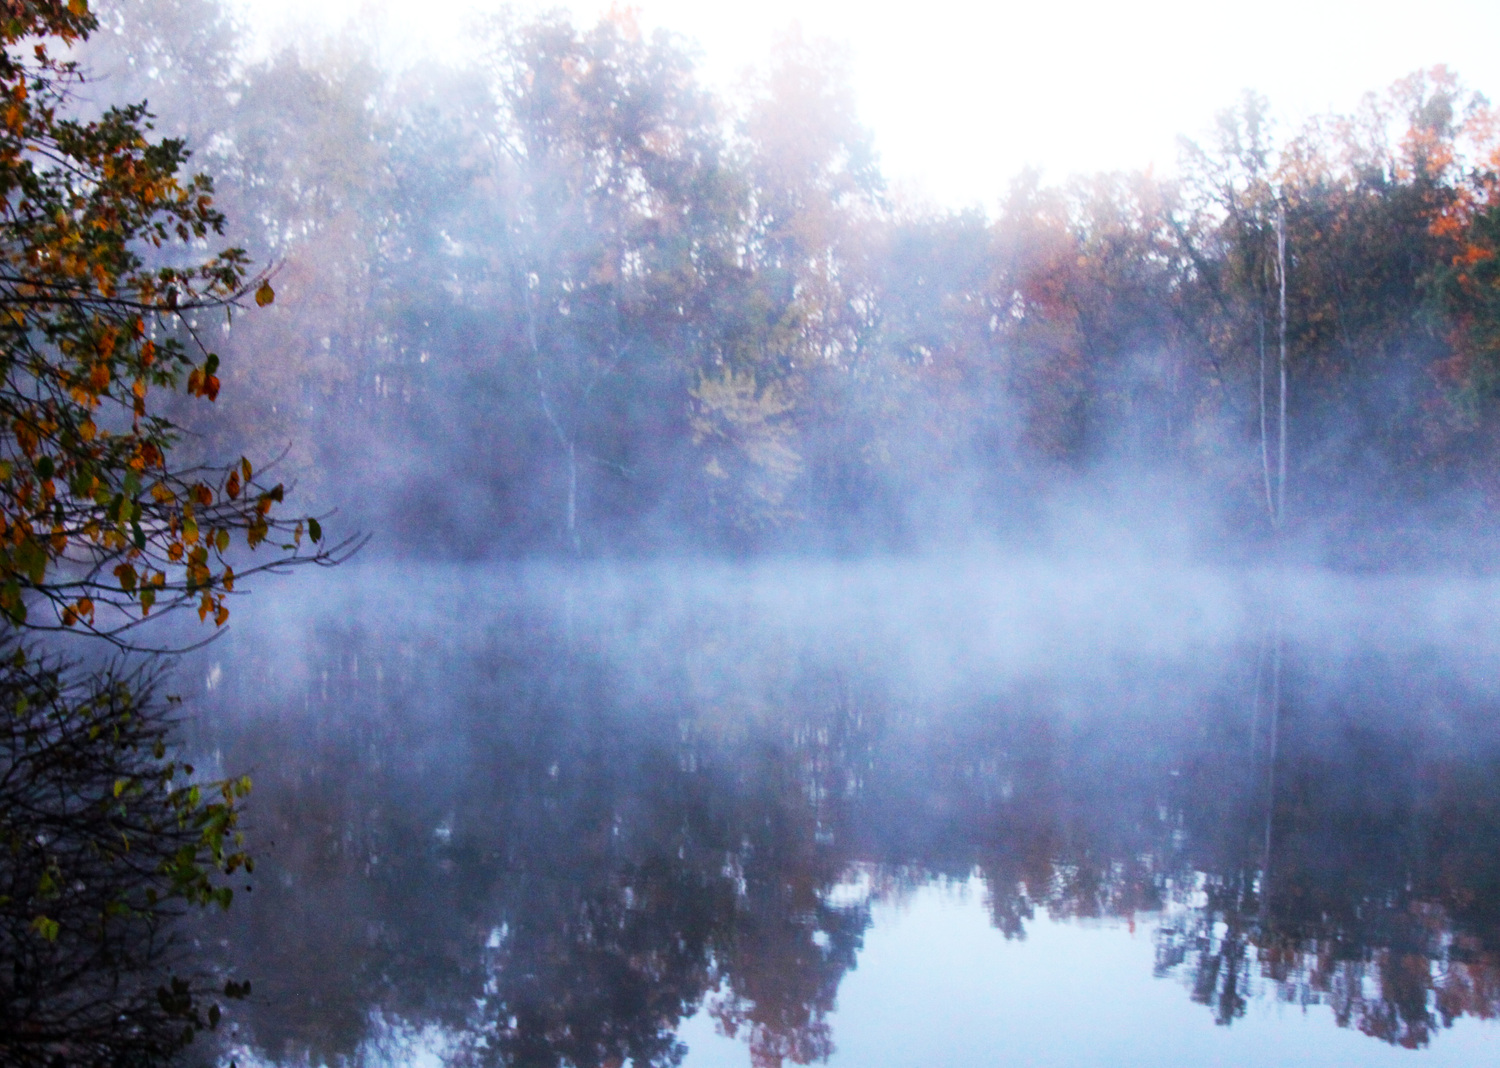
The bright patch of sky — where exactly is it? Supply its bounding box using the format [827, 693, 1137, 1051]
[229, 1, 1500, 210]
[677, 879, 1500, 1067]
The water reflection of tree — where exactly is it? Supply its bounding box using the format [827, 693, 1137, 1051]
[849, 643, 1500, 1049]
[192, 611, 874, 1067]
[1149, 654, 1500, 1046]
[704, 735, 869, 1068]
[189, 612, 1500, 1063]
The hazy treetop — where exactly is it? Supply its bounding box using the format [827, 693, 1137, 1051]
[226, 0, 1500, 208]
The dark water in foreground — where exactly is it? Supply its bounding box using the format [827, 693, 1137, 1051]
[183, 559, 1500, 1067]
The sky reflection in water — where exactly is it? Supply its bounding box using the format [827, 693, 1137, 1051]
[187, 560, 1500, 1067]
[681, 885, 1500, 1067]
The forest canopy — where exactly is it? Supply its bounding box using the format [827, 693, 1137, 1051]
[76, 1, 1500, 565]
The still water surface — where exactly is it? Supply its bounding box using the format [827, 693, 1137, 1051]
[184, 559, 1500, 1066]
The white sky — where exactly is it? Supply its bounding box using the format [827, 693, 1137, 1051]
[229, 1, 1500, 210]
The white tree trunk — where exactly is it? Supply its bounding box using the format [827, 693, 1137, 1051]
[1275, 203, 1288, 529]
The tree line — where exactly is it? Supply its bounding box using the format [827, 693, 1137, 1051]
[79, 0, 1500, 560]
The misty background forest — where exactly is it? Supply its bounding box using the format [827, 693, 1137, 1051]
[72, 0, 1500, 563]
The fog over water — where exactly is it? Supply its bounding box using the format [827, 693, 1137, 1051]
[217, 555, 1500, 696]
[177, 558, 1500, 1066]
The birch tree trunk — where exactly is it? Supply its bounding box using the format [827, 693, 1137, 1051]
[1275, 202, 1289, 529]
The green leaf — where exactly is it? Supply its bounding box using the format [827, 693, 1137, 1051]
[307, 517, 322, 543]
[16, 538, 47, 584]
[1, 583, 23, 626]
[114, 563, 137, 592]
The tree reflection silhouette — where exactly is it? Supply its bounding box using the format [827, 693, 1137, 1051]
[192, 611, 875, 1067]
[187, 606, 1500, 1064]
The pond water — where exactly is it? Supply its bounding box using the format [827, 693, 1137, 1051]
[183, 558, 1500, 1067]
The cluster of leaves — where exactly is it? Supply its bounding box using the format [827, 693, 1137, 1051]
[1430, 129, 1500, 431]
[0, 641, 251, 1068]
[689, 367, 803, 527]
[0, 0, 348, 643]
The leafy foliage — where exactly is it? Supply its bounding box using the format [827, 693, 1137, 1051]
[0, 0, 349, 641]
[690, 367, 802, 530]
[0, 642, 251, 1067]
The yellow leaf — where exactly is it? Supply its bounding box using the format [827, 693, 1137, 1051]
[255, 281, 274, 307]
